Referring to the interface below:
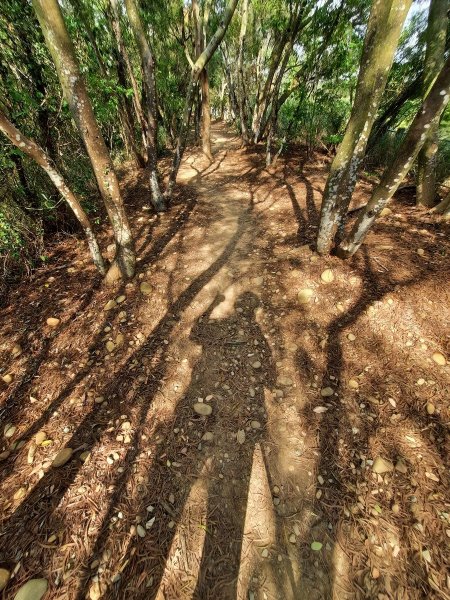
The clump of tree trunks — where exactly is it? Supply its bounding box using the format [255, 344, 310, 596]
[0, 0, 449, 283]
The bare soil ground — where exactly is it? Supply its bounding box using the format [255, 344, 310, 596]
[0, 122, 449, 600]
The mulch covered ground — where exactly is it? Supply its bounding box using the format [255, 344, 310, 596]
[0, 123, 449, 600]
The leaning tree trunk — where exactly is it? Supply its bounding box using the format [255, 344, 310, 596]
[337, 56, 450, 258]
[0, 111, 106, 274]
[124, 0, 165, 212]
[316, 0, 412, 256]
[32, 0, 135, 280]
[416, 0, 448, 207]
[165, 0, 239, 199]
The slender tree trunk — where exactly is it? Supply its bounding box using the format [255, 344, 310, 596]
[124, 0, 165, 212]
[165, 0, 239, 199]
[0, 111, 105, 274]
[110, 0, 147, 152]
[32, 0, 135, 280]
[416, 0, 448, 207]
[236, 0, 249, 145]
[337, 56, 450, 258]
[193, 0, 213, 161]
[316, 0, 412, 256]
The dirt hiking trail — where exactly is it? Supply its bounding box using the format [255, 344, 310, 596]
[0, 122, 449, 600]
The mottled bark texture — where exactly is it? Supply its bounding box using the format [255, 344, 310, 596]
[32, 0, 135, 280]
[416, 0, 448, 207]
[0, 111, 105, 274]
[337, 56, 450, 258]
[166, 0, 239, 199]
[193, 0, 213, 161]
[236, 0, 249, 145]
[124, 0, 165, 212]
[316, 0, 412, 255]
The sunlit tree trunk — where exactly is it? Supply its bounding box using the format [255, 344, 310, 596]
[193, 0, 213, 161]
[316, 0, 412, 255]
[416, 0, 448, 207]
[124, 0, 166, 212]
[166, 0, 239, 199]
[0, 111, 105, 274]
[110, 0, 147, 153]
[236, 0, 249, 145]
[337, 56, 450, 258]
[32, 0, 135, 280]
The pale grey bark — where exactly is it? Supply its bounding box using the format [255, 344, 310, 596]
[416, 0, 448, 207]
[316, 0, 412, 255]
[337, 55, 450, 258]
[33, 0, 135, 280]
[124, 0, 165, 212]
[166, 0, 239, 199]
[0, 111, 105, 274]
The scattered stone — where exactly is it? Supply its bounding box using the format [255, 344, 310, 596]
[320, 269, 334, 283]
[89, 581, 103, 600]
[46, 317, 60, 328]
[277, 375, 293, 386]
[289, 533, 297, 544]
[298, 288, 314, 305]
[106, 341, 115, 353]
[237, 430, 246, 444]
[121, 421, 132, 431]
[193, 402, 212, 416]
[422, 549, 432, 564]
[35, 431, 47, 445]
[136, 524, 146, 538]
[0, 450, 11, 461]
[4, 424, 16, 438]
[13, 579, 48, 600]
[320, 387, 333, 397]
[425, 471, 439, 482]
[2, 374, 14, 385]
[380, 207, 392, 217]
[392, 503, 400, 514]
[140, 282, 152, 295]
[372, 568, 380, 579]
[426, 402, 435, 415]
[395, 459, 408, 474]
[14, 487, 26, 500]
[416, 248, 425, 256]
[372, 456, 394, 474]
[202, 432, 214, 441]
[0, 568, 10, 592]
[52, 447, 74, 467]
[261, 548, 269, 558]
[115, 333, 125, 347]
[347, 333, 356, 341]
[313, 406, 328, 413]
[250, 420, 261, 429]
[251, 360, 261, 369]
[104, 299, 117, 311]
[432, 352, 446, 366]
[116, 295, 126, 304]
[80, 451, 90, 462]
[27, 444, 36, 465]
[11, 344, 22, 358]
[348, 379, 359, 390]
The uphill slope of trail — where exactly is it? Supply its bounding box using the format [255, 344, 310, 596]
[0, 121, 449, 600]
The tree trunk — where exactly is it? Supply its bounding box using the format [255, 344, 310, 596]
[337, 56, 450, 258]
[236, 0, 249, 145]
[32, 0, 135, 280]
[0, 111, 106, 274]
[124, 0, 165, 212]
[110, 0, 148, 153]
[416, 0, 448, 207]
[165, 0, 239, 199]
[193, 0, 213, 161]
[316, 0, 412, 256]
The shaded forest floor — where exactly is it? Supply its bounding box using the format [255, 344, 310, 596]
[0, 122, 449, 600]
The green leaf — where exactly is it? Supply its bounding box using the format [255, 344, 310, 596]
[311, 541, 323, 551]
